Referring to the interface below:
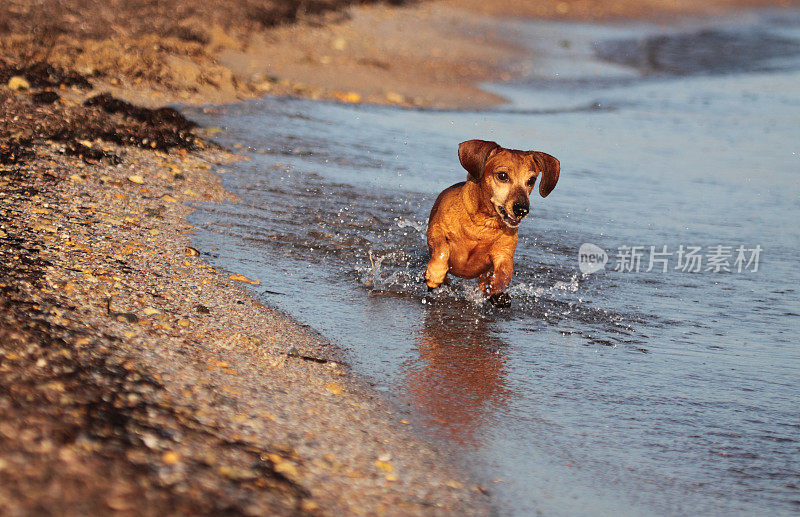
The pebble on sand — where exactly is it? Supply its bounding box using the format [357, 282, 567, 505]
[385, 91, 405, 104]
[8, 76, 30, 90]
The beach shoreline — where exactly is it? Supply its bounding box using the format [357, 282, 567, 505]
[0, 88, 491, 513]
[2, 0, 798, 513]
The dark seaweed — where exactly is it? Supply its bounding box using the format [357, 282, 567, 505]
[84, 93, 197, 131]
[0, 61, 91, 88]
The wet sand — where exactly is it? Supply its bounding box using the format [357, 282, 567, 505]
[1, 0, 798, 514]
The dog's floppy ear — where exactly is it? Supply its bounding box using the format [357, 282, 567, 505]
[530, 151, 560, 198]
[459, 140, 500, 180]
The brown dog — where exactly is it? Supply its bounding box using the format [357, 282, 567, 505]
[424, 140, 560, 307]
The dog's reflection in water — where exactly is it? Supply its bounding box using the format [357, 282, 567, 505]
[402, 302, 511, 446]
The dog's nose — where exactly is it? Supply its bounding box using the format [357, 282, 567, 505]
[512, 200, 529, 218]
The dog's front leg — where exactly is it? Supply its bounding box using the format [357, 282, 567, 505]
[478, 270, 492, 294]
[487, 253, 514, 307]
[425, 236, 450, 289]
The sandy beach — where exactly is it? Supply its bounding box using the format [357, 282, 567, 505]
[4, 0, 797, 108]
[0, 89, 490, 513]
[2, 0, 799, 514]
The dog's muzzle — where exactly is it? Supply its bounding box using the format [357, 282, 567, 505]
[497, 205, 523, 228]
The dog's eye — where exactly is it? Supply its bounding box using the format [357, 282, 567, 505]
[527, 176, 537, 187]
[496, 172, 510, 182]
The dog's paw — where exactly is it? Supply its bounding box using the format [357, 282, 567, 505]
[488, 292, 511, 308]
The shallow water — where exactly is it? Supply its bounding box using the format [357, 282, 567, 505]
[187, 11, 800, 516]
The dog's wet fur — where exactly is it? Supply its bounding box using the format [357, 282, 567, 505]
[425, 140, 560, 307]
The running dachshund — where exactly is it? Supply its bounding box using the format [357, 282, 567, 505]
[425, 140, 560, 307]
